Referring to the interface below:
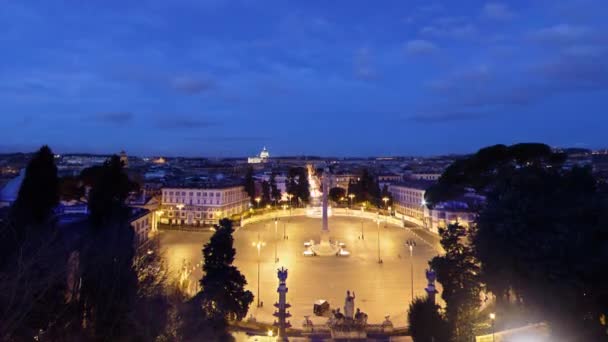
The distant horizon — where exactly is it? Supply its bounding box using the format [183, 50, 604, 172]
[0, 143, 603, 160]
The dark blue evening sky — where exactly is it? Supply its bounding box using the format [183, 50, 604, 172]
[1, 0, 607, 157]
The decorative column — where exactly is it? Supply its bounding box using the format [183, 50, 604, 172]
[273, 267, 291, 341]
[425, 269, 438, 304]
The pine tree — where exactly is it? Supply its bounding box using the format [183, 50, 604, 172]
[430, 223, 481, 342]
[0, 146, 68, 340]
[270, 172, 281, 204]
[261, 180, 271, 206]
[243, 167, 256, 203]
[80, 155, 138, 340]
[11, 145, 59, 228]
[297, 167, 310, 203]
[408, 297, 449, 342]
[197, 219, 253, 326]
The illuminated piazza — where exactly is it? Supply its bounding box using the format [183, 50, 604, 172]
[158, 214, 441, 328]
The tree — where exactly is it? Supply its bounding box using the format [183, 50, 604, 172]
[329, 187, 346, 203]
[474, 165, 608, 341]
[87, 155, 135, 225]
[430, 223, 482, 342]
[0, 146, 69, 340]
[132, 237, 172, 341]
[425, 143, 562, 206]
[243, 167, 256, 203]
[408, 297, 449, 342]
[80, 155, 138, 340]
[197, 219, 253, 326]
[261, 180, 271, 206]
[11, 145, 59, 228]
[348, 169, 381, 207]
[270, 172, 281, 204]
[296, 167, 310, 203]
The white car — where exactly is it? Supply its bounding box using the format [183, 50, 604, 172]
[303, 249, 316, 256]
[337, 249, 350, 257]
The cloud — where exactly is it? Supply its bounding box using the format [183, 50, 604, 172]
[529, 24, 593, 44]
[185, 136, 267, 142]
[155, 116, 217, 129]
[417, 3, 444, 13]
[112, 68, 215, 95]
[420, 23, 477, 39]
[482, 2, 514, 21]
[405, 40, 438, 55]
[409, 110, 486, 123]
[95, 112, 135, 124]
[353, 47, 377, 80]
[536, 55, 608, 90]
[170, 76, 214, 95]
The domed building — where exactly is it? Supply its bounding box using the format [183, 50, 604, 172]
[247, 146, 270, 164]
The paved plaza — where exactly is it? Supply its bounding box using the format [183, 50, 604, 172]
[158, 215, 442, 328]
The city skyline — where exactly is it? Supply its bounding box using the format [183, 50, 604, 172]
[2, 0, 607, 156]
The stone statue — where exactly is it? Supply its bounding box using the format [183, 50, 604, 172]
[344, 290, 356, 319]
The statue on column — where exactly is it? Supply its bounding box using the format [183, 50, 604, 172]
[425, 269, 438, 304]
[344, 290, 356, 319]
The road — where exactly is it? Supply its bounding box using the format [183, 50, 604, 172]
[158, 215, 442, 328]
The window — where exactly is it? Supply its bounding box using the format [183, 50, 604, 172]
[197, 192, 201, 196]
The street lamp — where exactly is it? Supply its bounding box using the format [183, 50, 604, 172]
[287, 193, 293, 209]
[283, 219, 288, 240]
[252, 234, 266, 308]
[360, 220, 365, 240]
[382, 196, 389, 214]
[348, 193, 355, 209]
[406, 240, 417, 302]
[255, 197, 261, 209]
[376, 214, 382, 264]
[274, 218, 279, 263]
[154, 210, 164, 232]
[489, 313, 496, 342]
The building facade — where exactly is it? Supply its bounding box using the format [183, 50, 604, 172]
[388, 180, 433, 222]
[159, 185, 249, 226]
[130, 208, 152, 248]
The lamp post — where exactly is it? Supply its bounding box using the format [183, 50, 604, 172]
[274, 218, 279, 263]
[406, 239, 417, 302]
[360, 220, 364, 240]
[287, 193, 293, 211]
[382, 196, 389, 215]
[252, 234, 266, 308]
[283, 219, 287, 240]
[154, 210, 164, 232]
[376, 214, 382, 264]
[255, 197, 261, 209]
[489, 313, 496, 342]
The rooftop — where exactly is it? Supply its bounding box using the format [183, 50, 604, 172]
[390, 179, 436, 190]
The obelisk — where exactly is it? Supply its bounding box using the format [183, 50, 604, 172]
[310, 167, 339, 256]
[321, 167, 330, 234]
